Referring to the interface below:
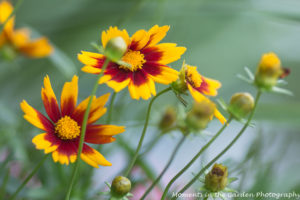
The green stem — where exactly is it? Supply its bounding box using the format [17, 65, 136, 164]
[106, 92, 117, 124]
[65, 58, 110, 200]
[124, 87, 172, 177]
[9, 154, 48, 200]
[0, 0, 23, 34]
[174, 91, 262, 198]
[0, 168, 10, 199]
[161, 117, 233, 199]
[141, 134, 187, 200]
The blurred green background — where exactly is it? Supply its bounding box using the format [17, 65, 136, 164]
[0, 0, 299, 199]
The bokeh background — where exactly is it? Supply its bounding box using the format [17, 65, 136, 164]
[0, 0, 299, 199]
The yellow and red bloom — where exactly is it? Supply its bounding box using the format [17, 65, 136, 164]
[174, 62, 226, 124]
[20, 75, 125, 168]
[78, 25, 186, 100]
[0, 0, 53, 58]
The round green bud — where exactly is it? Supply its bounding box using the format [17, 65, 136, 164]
[111, 176, 131, 197]
[205, 163, 228, 192]
[229, 92, 254, 119]
[185, 100, 215, 131]
[1, 44, 18, 61]
[104, 37, 127, 62]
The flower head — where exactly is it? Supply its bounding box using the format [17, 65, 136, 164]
[229, 92, 254, 119]
[78, 25, 186, 100]
[174, 62, 226, 124]
[0, 1, 53, 59]
[20, 75, 125, 167]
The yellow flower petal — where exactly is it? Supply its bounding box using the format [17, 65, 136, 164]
[81, 145, 111, 168]
[130, 29, 150, 50]
[147, 25, 170, 47]
[0, 1, 15, 33]
[60, 75, 78, 116]
[154, 43, 186, 65]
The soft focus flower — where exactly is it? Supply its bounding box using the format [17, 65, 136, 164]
[229, 92, 254, 119]
[158, 106, 177, 131]
[78, 25, 186, 100]
[254, 52, 288, 89]
[205, 163, 228, 192]
[20, 75, 125, 167]
[173, 62, 226, 124]
[0, 0, 53, 59]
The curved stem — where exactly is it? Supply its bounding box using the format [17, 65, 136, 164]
[106, 92, 117, 124]
[65, 58, 110, 200]
[161, 117, 233, 200]
[9, 154, 48, 200]
[141, 134, 187, 200]
[174, 91, 262, 197]
[124, 87, 172, 177]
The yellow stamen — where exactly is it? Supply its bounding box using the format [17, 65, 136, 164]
[119, 50, 146, 71]
[185, 66, 202, 88]
[55, 116, 80, 140]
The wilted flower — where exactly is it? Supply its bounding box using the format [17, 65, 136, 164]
[205, 163, 228, 192]
[158, 106, 177, 131]
[78, 25, 186, 100]
[20, 75, 125, 167]
[0, 1, 53, 59]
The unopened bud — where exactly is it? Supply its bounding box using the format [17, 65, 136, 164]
[255, 52, 283, 89]
[159, 107, 177, 131]
[229, 92, 254, 119]
[111, 176, 131, 197]
[205, 163, 228, 192]
[104, 37, 127, 62]
[185, 100, 215, 131]
[1, 44, 18, 61]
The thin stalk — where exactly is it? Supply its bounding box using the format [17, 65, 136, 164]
[0, 0, 23, 34]
[106, 92, 117, 124]
[9, 154, 48, 200]
[124, 87, 172, 177]
[0, 168, 10, 199]
[161, 117, 233, 199]
[174, 91, 262, 197]
[141, 134, 187, 200]
[65, 58, 110, 200]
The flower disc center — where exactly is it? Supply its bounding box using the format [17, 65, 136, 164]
[55, 116, 80, 140]
[119, 50, 146, 71]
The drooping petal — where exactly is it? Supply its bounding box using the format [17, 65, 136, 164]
[85, 125, 125, 144]
[144, 63, 179, 84]
[81, 144, 111, 168]
[0, 1, 15, 34]
[41, 75, 61, 122]
[214, 108, 226, 124]
[146, 25, 169, 47]
[51, 140, 77, 165]
[61, 76, 78, 116]
[101, 26, 130, 48]
[151, 43, 186, 65]
[187, 83, 207, 102]
[72, 93, 110, 125]
[32, 133, 59, 154]
[130, 29, 150, 51]
[20, 100, 54, 132]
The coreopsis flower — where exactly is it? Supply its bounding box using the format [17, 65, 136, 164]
[205, 164, 228, 192]
[0, 0, 52, 59]
[255, 52, 289, 90]
[20, 75, 125, 167]
[78, 25, 186, 100]
[173, 62, 226, 124]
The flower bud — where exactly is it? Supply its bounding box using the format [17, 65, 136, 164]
[255, 52, 283, 89]
[229, 92, 254, 119]
[185, 100, 215, 131]
[104, 37, 127, 62]
[159, 107, 177, 131]
[111, 176, 131, 197]
[171, 64, 188, 93]
[205, 163, 228, 192]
